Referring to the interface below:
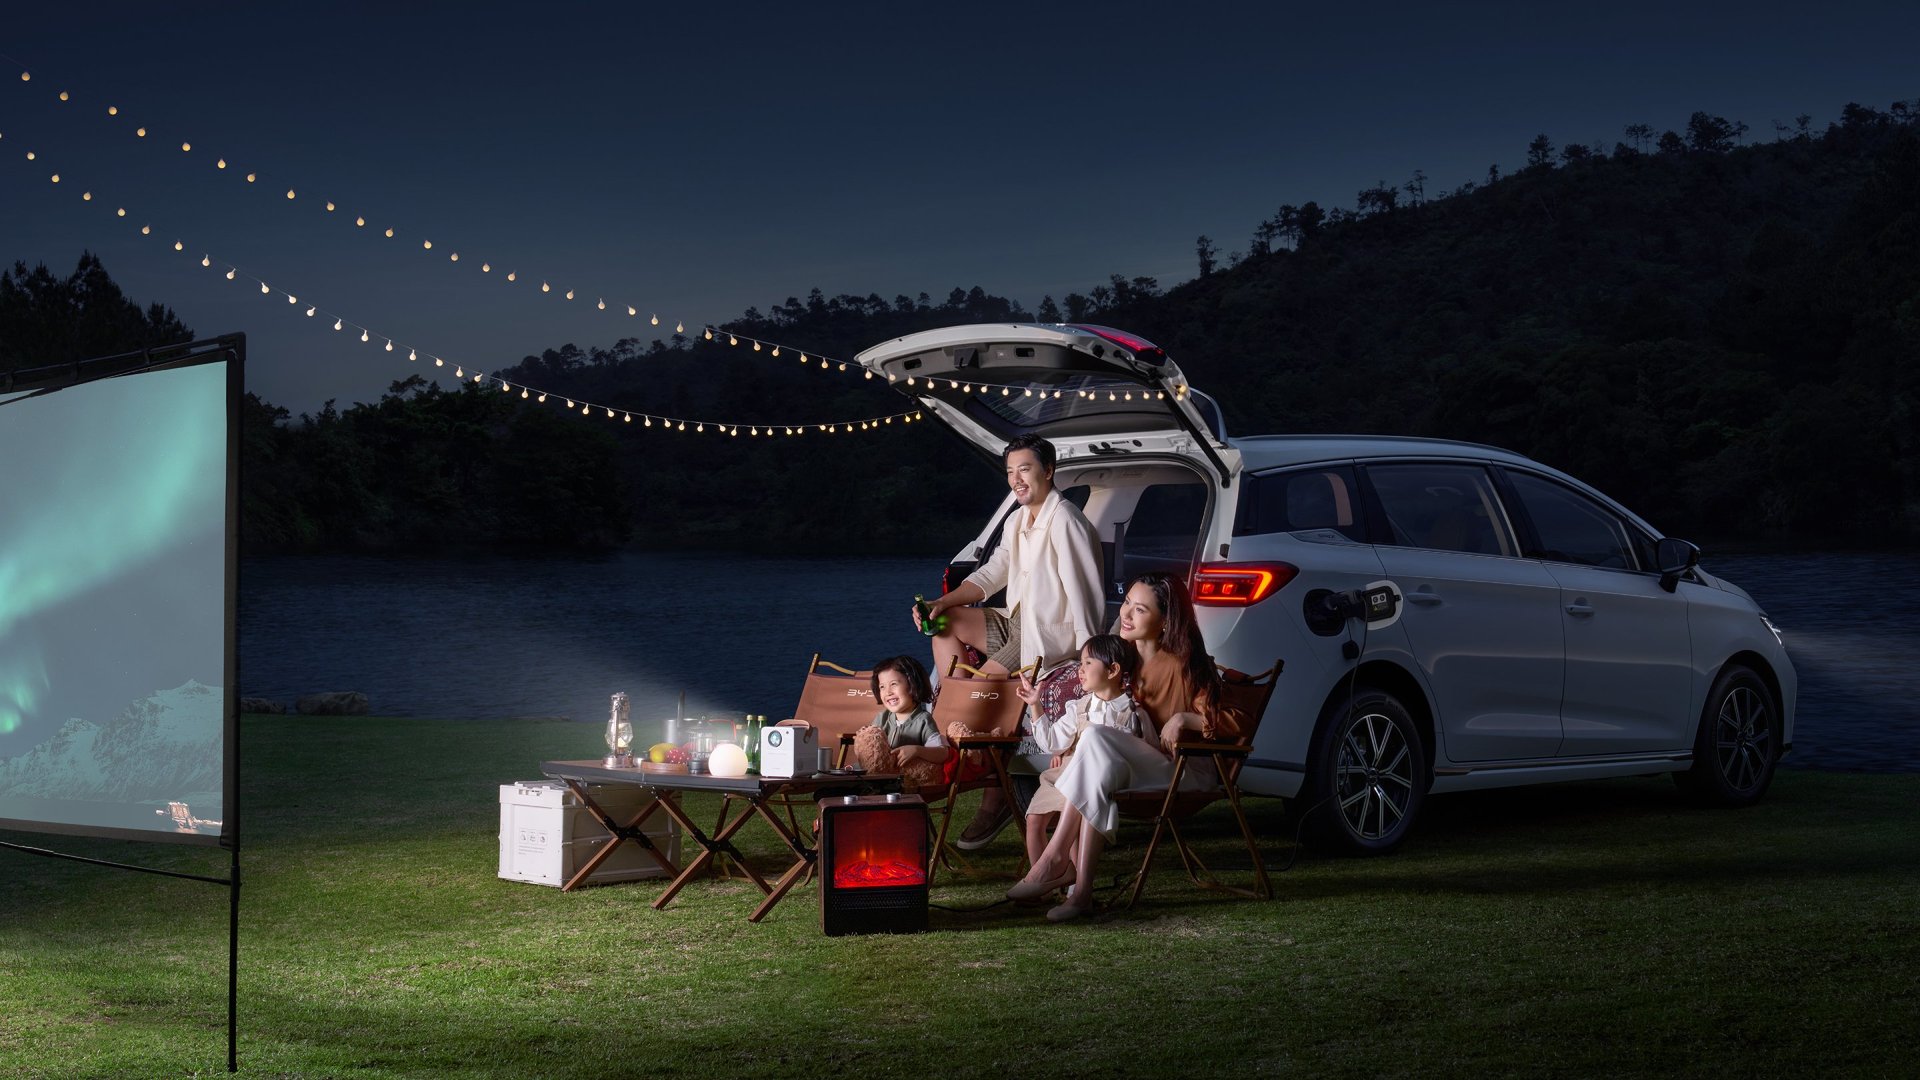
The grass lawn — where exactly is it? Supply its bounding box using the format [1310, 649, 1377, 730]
[3, 715, 1916, 1079]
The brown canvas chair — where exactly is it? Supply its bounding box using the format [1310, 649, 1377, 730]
[789, 654, 880, 768]
[1113, 657, 1283, 907]
[923, 657, 1034, 884]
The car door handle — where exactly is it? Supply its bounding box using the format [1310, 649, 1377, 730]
[1565, 601, 1595, 616]
[1408, 588, 1442, 606]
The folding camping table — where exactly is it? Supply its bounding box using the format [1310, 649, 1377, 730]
[539, 760, 899, 922]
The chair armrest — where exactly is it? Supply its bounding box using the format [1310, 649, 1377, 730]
[1172, 740, 1251, 757]
[952, 734, 1021, 750]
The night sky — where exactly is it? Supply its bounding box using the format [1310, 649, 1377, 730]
[3, 1, 1916, 411]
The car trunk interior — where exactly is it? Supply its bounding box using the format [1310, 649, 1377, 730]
[945, 457, 1215, 625]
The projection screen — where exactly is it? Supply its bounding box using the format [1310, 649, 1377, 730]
[0, 339, 239, 845]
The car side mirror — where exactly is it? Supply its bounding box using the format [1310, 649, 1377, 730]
[1655, 537, 1700, 593]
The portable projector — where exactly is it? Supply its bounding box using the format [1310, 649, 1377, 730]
[759, 721, 819, 778]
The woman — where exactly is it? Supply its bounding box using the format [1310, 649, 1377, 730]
[1006, 571, 1245, 921]
[915, 433, 1104, 847]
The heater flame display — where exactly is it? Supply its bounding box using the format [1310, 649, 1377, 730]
[833, 858, 926, 889]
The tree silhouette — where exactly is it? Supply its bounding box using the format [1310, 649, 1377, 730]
[1195, 235, 1217, 277]
[1526, 134, 1555, 168]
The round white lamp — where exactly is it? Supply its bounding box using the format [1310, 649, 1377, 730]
[707, 742, 749, 778]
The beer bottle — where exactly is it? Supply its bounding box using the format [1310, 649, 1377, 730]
[914, 594, 950, 637]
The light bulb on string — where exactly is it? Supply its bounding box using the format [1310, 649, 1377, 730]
[385, 340, 393, 352]
[246, 173, 256, 183]
[644, 417, 652, 427]
[728, 335, 737, 345]
[108, 105, 117, 115]
[455, 366, 464, 377]
[81, 191, 91, 201]
[326, 201, 335, 211]
[541, 283, 550, 293]
[260, 282, 269, 294]
[306, 306, 316, 316]
[287, 294, 297, 304]
[116, 208, 126, 217]
[57, 90, 67, 100]
[819, 359, 828, 369]
[173, 240, 183, 251]
[49, 173, 58, 182]
[565, 290, 574, 300]
[521, 389, 529, 399]
[537, 392, 545, 401]
[334, 319, 343, 330]
[286, 189, 295, 200]
[507, 272, 516, 281]
[703, 329, 713, 340]
[361, 330, 370, 343]
[201, 255, 210, 267]
[596, 298, 604, 310]
[753, 342, 761, 351]
[675, 322, 684, 334]
[482, 263, 491, 273]
[422, 239, 431, 249]
[838, 363, 847, 372]
[623, 413, 631, 423]
[136, 127, 146, 137]
[407, 349, 416, 361]
[650, 314, 659, 326]
[564, 399, 573, 408]
[864, 371, 873, 380]
[216, 158, 226, 169]
[181, 142, 190, 152]
[799, 354, 808, 364]
[356, 216, 366, 227]
[770, 346, 779, 357]
[605, 408, 614, 418]
[450, 253, 458, 262]
[678, 422, 686, 431]
[225, 268, 235, 279]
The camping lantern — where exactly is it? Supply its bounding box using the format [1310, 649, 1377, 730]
[818, 793, 929, 936]
[603, 692, 634, 768]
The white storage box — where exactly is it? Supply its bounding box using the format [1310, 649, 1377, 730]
[498, 781, 679, 888]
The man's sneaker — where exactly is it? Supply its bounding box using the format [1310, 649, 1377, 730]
[953, 802, 1014, 851]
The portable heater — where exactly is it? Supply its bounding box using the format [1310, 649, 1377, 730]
[818, 793, 929, 936]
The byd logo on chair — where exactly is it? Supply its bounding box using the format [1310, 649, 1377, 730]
[844, 689, 874, 698]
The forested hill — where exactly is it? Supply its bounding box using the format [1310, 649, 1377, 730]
[6, 101, 1915, 555]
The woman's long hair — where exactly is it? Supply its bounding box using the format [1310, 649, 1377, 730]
[1129, 572, 1221, 709]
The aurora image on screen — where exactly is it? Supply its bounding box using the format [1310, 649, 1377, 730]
[0, 360, 228, 838]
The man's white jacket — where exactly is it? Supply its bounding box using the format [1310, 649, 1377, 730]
[963, 488, 1104, 669]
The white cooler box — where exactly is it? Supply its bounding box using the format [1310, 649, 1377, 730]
[498, 780, 679, 887]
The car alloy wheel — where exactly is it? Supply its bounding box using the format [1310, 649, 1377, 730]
[1303, 688, 1427, 855]
[1677, 663, 1780, 807]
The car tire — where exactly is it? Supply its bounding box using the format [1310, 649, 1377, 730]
[1675, 663, 1780, 806]
[1300, 687, 1427, 855]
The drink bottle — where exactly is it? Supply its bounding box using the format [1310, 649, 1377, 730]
[745, 714, 761, 774]
[914, 594, 950, 637]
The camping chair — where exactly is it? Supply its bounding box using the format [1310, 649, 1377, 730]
[1113, 657, 1284, 907]
[924, 657, 1035, 885]
[709, 655, 874, 882]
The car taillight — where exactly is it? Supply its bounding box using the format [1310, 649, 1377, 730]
[1066, 324, 1168, 364]
[1191, 563, 1298, 606]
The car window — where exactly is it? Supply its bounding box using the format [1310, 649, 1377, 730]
[1234, 466, 1364, 541]
[1365, 463, 1514, 556]
[1504, 471, 1636, 570]
[1120, 482, 1207, 583]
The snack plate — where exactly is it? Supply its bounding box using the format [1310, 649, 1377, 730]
[640, 761, 691, 774]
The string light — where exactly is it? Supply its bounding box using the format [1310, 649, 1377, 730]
[8, 139, 928, 440]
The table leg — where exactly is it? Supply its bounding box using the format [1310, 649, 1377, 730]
[647, 791, 774, 910]
[557, 779, 679, 892]
[745, 797, 818, 923]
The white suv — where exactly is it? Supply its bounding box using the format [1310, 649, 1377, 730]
[855, 323, 1796, 854]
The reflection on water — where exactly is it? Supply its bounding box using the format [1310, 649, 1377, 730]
[239, 551, 1920, 771]
[240, 553, 936, 739]
[1707, 552, 1920, 772]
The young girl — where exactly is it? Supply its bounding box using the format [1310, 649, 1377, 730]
[1019, 635, 1152, 869]
[851, 655, 951, 792]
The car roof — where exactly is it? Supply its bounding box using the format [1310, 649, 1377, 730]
[1229, 433, 1544, 472]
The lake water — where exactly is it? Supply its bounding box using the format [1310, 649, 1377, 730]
[237, 551, 1920, 771]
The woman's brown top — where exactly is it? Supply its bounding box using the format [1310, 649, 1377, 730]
[1133, 648, 1248, 742]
